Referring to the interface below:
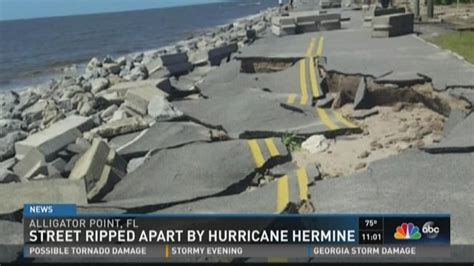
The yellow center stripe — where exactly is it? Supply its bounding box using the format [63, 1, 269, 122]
[165, 244, 170, 258]
[264, 138, 280, 157]
[333, 110, 358, 128]
[287, 94, 296, 104]
[316, 108, 339, 130]
[247, 140, 265, 168]
[305, 37, 316, 57]
[296, 168, 309, 201]
[309, 57, 320, 98]
[276, 175, 290, 212]
[316, 36, 325, 57]
[299, 59, 309, 105]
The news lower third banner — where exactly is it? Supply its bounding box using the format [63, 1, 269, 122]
[23, 204, 450, 259]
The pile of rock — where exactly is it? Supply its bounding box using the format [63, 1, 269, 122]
[0, 5, 278, 209]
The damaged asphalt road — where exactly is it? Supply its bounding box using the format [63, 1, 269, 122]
[100, 138, 290, 211]
[1, 2, 473, 260]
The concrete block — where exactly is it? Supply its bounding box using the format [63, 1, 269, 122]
[124, 84, 169, 115]
[372, 13, 414, 38]
[13, 148, 46, 179]
[164, 62, 193, 76]
[160, 52, 188, 66]
[272, 24, 296, 36]
[290, 11, 320, 24]
[374, 7, 406, 17]
[14, 115, 94, 160]
[69, 139, 126, 202]
[272, 16, 295, 26]
[296, 22, 319, 33]
[208, 43, 238, 66]
[0, 179, 87, 214]
[98, 79, 171, 99]
[319, 19, 341, 31]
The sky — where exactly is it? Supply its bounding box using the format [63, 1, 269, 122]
[0, 0, 225, 21]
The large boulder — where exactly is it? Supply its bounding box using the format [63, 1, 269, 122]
[0, 131, 28, 161]
[90, 78, 110, 94]
[15, 115, 94, 160]
[91, 117, 151, 138]
[147, 95, 183, 121]
[69, 139, 126, 201]
[22, 100, 48, 124]
[0, 119, 24, 138]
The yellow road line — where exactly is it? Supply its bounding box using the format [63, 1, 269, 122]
[165, 244, 170, 258]
[305, 37, 316, 57]
[287, 94, 296, 104]
[312, 36, 320, 56]
[296, 168, 309, 201]
[264, 138, 280, 157]
[276, 175, 290, 212]
[333, 110, 358, 128]
[316, 108, 339, 130]
[316, 36, 325, 57]
[309, 57, 320, 98]
[299, 59, 309, 105]
[247, 140, 265, 168]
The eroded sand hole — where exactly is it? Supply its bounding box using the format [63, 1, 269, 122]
[239, 57, 299, 73]
[293, 72, 470, 178]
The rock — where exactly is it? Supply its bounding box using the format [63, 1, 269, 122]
[87, 57, 102, 70]
[90, 78, 110, 94]
[13, 148, 47, 179]
[0, 131, 28, 161]
[15, 91, 40, 112]
[0, 169, 20, 183]
[116, 56, 127, 66]
[131, 52, 144, 63]
[91, 117, 151, 138]
[21, 100, 47, 124]
[349, 109, 379, 120]
[0, 92, 19, 118]
[147, 96, 184, 121]
[100, 104, 119, 120]
[124, 84, 168, 115]
[355, 162, 367, 170]
[302, 135, 330, 154]
[42, 100, 65, 128]
[126, 64, 149, 81]
[103, 63, 121, 75]
[63, 85, 84, 99]
[0, 157, 16, 170]
[69, 139, 126, 201]
[109, 109, 129, 122]
[0, 179, 87, 214]
[15, 115, 94, 160]
[0, 119, 24, 138]
[358, 150, 371, 159]
[79, 101, 95, 116]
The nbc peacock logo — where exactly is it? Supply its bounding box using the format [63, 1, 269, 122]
[394, 222, 422, 240]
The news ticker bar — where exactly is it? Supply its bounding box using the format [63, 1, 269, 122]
[24, 204, 450, 245]
[24, 244, 451, 259]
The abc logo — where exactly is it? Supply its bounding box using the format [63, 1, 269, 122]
[422, 221, 440, 239]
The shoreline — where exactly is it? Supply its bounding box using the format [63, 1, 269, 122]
[0, 5, 276, 93]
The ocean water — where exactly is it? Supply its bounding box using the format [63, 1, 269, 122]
[0, 0, 276, 91]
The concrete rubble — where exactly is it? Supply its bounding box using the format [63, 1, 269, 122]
[0, 1, 473, 258]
